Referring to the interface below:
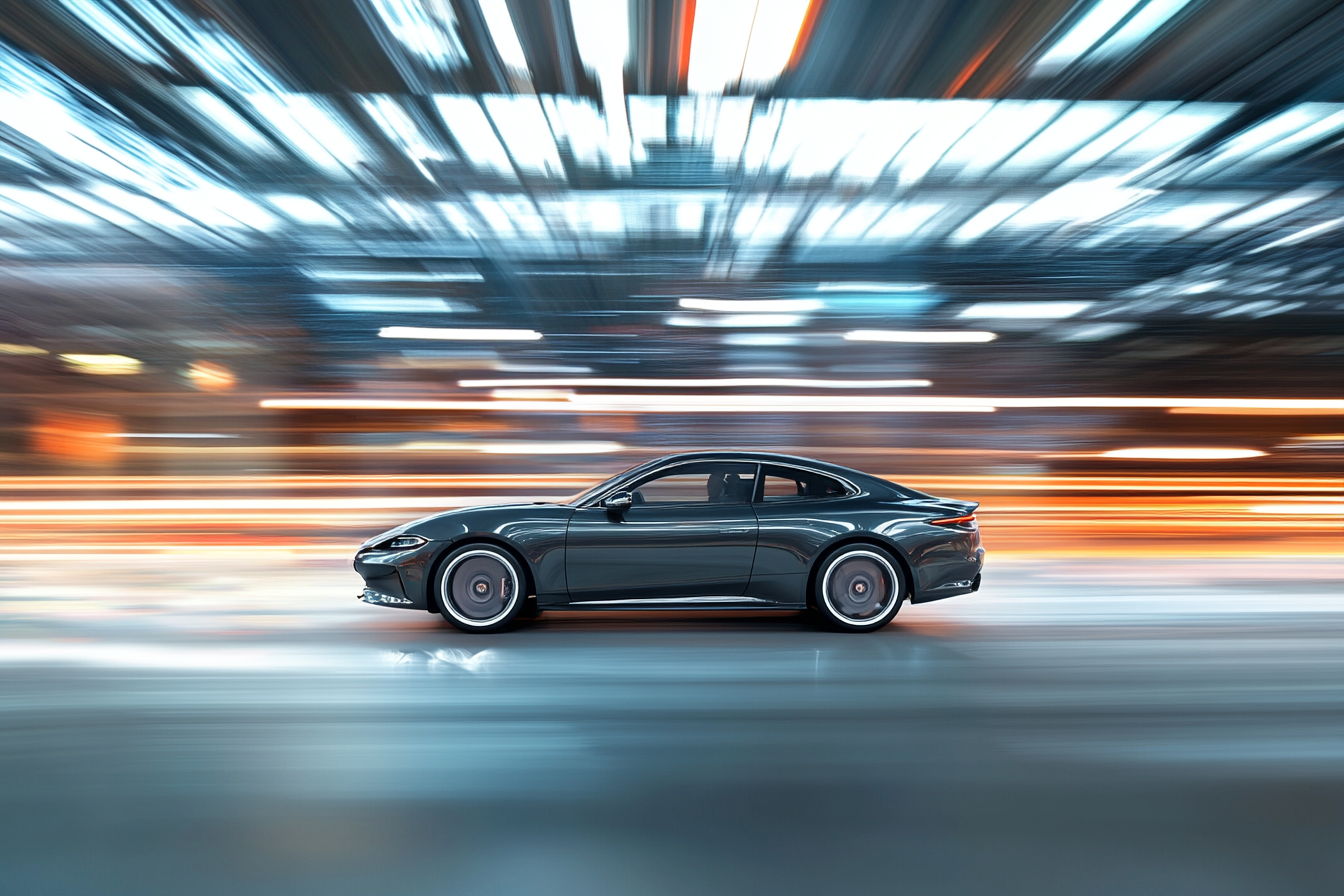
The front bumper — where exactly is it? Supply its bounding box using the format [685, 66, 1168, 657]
[353, 543, 435, 610]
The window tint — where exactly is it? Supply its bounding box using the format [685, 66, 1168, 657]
[630, 462, 757, 505]
[757, 465, 849, 502]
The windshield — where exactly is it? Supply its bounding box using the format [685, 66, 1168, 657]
[562, 459, 652, 505]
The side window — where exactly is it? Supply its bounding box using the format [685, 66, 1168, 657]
[631, 462, 757, 505]
[757, 466, 849, 502]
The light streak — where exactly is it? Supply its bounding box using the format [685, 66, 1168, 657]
[258, 395, 1344, 413]
[378, 327, 542, 340]
[678, 298, 823, 312]
[844, 330, 997, 343]
[458, 377, 933, 389]
[1101, 448, 1267, 460]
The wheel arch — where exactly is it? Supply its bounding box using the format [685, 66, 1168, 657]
[805, 534, 917, 608]
[425, 534, 538, 613]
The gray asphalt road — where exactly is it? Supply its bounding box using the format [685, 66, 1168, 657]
[1, 556, 1341, 895]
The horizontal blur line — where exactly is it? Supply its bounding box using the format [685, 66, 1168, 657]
[457, 377, 933, 389]
[1168, 407, 1344, 416]
[260, 396, 1344, 412]
[378, 327, 542, 340]
[0, 496, 556, 512]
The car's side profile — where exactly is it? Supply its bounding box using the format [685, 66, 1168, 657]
[354, 451, 984, 632]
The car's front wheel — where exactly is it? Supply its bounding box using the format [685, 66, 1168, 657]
[812, 545, 905, 632]
[435, 545, 526, 633]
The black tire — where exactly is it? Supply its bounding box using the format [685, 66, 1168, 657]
[811, 545, 905, 632]
[435, 544, 527, 633]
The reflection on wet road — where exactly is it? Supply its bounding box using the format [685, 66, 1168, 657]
[2, 556, 1342, 895]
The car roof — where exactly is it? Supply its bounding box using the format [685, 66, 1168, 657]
[627, 450, 894, 491]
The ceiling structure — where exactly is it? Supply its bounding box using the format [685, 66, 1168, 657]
[0, 0, 1341, 472]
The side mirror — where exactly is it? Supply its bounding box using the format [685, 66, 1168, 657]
[603, 491, 633, 510]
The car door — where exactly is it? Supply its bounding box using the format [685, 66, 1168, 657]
[565, 461, 760, 602]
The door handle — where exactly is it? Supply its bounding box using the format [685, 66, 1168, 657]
[720, 528, 752, 535]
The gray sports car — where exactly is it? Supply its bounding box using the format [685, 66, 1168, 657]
[355, 451, 984, 632]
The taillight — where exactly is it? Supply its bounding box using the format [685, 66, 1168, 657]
[930, 514, 977, 528]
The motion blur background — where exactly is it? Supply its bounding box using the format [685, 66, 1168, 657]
[0, 0, 1341, 893]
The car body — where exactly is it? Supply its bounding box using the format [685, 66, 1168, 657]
[354, 451, 984, 632]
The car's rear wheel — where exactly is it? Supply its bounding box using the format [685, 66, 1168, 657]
[812, 545, 904, 632]
[436, 545, 526, 633]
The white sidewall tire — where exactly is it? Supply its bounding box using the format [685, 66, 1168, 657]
[437, 546, 525, 632]
[815, 547, 904, 632]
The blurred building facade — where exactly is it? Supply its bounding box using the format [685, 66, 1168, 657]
[0, 0, 1340, 477]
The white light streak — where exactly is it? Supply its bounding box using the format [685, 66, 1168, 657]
[1101, 448, 1267, 460]
[304, 268, 481, 282]
[844, 330, 997, 344]
[401, 440, 625, 454]
[247, 94, 367, 173]
[61, 0, 168, 66]
[477, 0, 530, 73]
[267, 194, 342, 226]
[1214, 192, 1322, 230]
[817, 282, 932, 292]
[1089, 0, 1194, 61]
[688, 0, 811, 94]
[367, 0, 467, 69]
[958, 302, 1091, 319]
[1033, 0, 1146, 76]
[60, 353, 142, 374]
[317, 296, 464, 313]
[679, 298, 822, 313]
[435, 95, 514, 174]
[483, 96, 563, 177]
[360, 94, 444, 178]
[378, 327, 542, 340]
[949, 201, 1029, 243]
[1249, 216, 1344, 254]
[666, 314, 803, 328]
[259, 396, 1344, 413]
[458, 378, 933, 389]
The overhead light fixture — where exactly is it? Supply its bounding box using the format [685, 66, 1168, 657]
[844, 330, 997, 343]
[688, 0, 812, 94]
[958, 302, 1091, 319]
[679, 298, 823, 312]
[378, 327, 541, 340]
[360, 94, 445, 178]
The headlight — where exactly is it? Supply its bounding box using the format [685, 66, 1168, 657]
[367, 534, 428, 552]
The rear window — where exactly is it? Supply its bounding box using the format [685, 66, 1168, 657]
[757, 465, 851, 502]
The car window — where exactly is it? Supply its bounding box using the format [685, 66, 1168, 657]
[757, 465, 849, 502]
[631, 462, 757, 505]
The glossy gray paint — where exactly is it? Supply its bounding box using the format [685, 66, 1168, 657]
[354, 451, 985, 615]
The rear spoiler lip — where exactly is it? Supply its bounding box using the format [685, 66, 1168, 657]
[908, 498, 980, 516]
